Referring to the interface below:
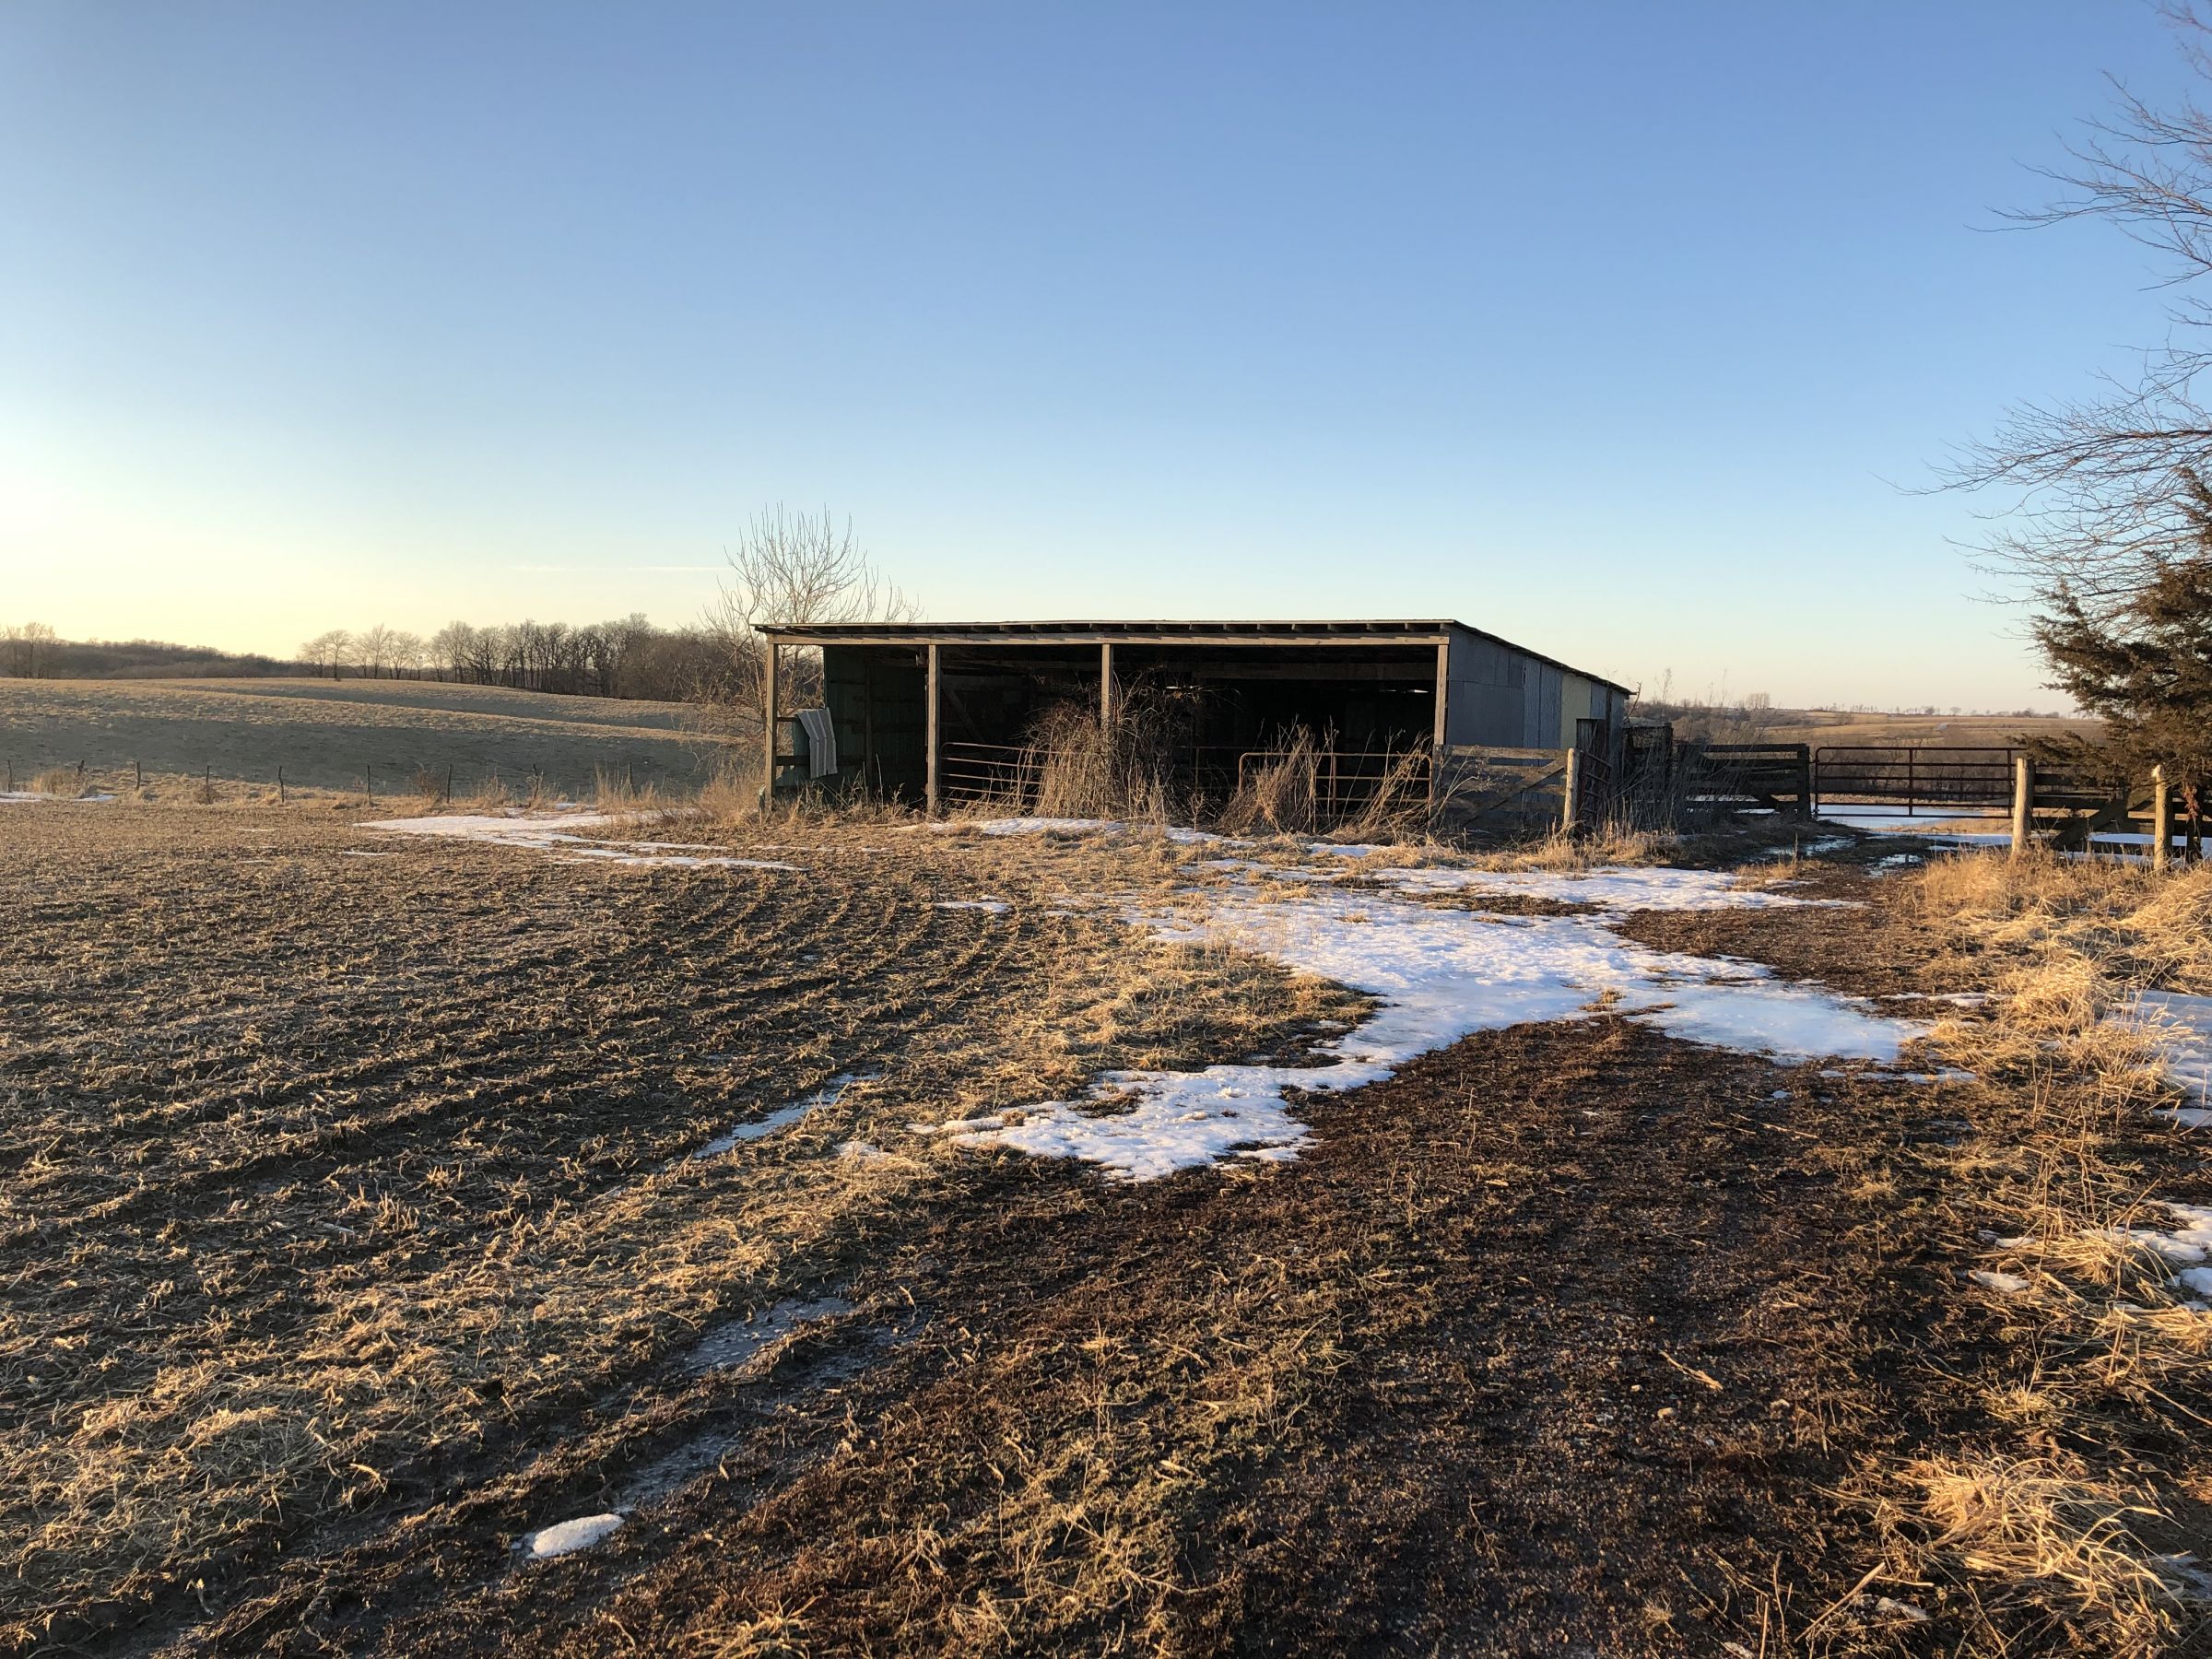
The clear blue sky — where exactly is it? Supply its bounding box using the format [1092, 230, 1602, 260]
[1, 2, 2194, 707]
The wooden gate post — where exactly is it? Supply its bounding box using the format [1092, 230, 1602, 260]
[1794, 745, 1812, 821]
[2152, 765, 2171, 874]
[1561, 747, 1581, 835]
[924, 643, 942, 818]
[2010, 755, 2033, 860]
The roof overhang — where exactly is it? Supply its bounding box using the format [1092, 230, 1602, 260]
[758, 619, 1631, 695]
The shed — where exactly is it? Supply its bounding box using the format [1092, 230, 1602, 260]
[758, 619, 1632, 815]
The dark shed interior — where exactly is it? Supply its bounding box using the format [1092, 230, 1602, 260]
[817, 641, 1439, 806]
[767, 621, 1630, 814]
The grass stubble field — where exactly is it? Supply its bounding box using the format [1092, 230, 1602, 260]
[0, 678, 733, 801]
[6, 782, 2212, 1654]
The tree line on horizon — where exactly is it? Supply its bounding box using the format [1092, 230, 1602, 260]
[294, 615, 730, 701]
[3, 508, 912, 725]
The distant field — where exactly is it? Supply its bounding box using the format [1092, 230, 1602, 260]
[0, 677, 736, 796]
[1761, 710, 2101, 747]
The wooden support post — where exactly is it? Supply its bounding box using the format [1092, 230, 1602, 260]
[1795, 745, 1812, 821]
[924, 643, 942, 818]
[2152, 764, 2171, 874]
[1561, 747, 1582, 835]
[2010, 755, 2032, 860]
[760, 641, 779, 818]
[1100, 641, 1115, 722]
[1430, 641, 1449, 816]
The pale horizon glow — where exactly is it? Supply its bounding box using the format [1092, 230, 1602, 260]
[2, 3, 2192, 709]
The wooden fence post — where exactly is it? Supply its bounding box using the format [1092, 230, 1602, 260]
[2152, 765, 2171, 874]
[2010, 756, 2033, 860]
[760, 640, 780, 818]
[1561, 747, 1582, 835]
[924, 643, 942, 818]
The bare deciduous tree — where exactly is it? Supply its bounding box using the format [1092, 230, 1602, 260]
[300, 629, 354, 680]
[1, 621, 58, 677]
[355, 623, 398, 679]
[704, 506, 916, 731]
[1944, 4, 2212, 611]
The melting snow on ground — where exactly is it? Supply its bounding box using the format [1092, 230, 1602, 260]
[2109, 991, 2212, 1127]
[522, 1512, 623, 1559]
[692, 1071, 879, 1158]
[912, 853, 1938, 1182]
[363, 812, 802, 871]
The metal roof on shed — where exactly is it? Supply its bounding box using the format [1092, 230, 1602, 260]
[759, 618, 1632, 694]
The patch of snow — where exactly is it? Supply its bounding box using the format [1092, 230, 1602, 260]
[934, 899, 1010, 913]
[364, 813, 803, 872]
[838, 1138, 894, 1161]
[913, 863, 1932, 1182]
[692, 1071, 878, 1158]
[0, 790, 116, 804]
[686, 1296, 853, 1372]
[1365, 863, 1843, 915]
[523, 1512, 623, 1559]
[2114, 991, 2212, 1111]
[1970, 1269, 2031, 1293]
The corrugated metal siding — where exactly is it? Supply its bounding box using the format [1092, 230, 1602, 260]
[1443, 631, 1530, 745]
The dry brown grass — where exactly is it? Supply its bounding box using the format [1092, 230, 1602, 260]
[0, 804, 1361, 1651]
[28, 765, 88, 798]
[1916, 849, 2212, 994]
[1871, 1454, 2203, 1651]
[1827, 850, 2212, 1653]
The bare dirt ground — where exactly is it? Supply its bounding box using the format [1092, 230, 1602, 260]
[0, 679, 727, 798]
[6, 803, 2211, 1656]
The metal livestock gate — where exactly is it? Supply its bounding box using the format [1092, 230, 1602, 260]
[1809, 746, 2019, 818]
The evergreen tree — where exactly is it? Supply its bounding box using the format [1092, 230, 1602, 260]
[2031, 474, 2212, 855]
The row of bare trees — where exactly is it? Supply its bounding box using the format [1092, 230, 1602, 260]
[290, 507, 915, 722]
[9, 508, 912, 725]
[296, 616, 734, 700]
